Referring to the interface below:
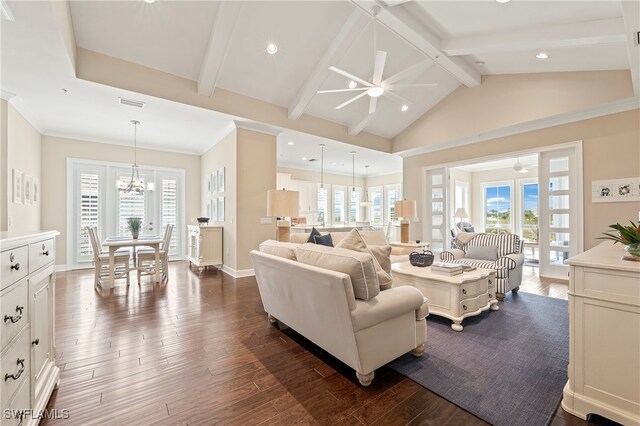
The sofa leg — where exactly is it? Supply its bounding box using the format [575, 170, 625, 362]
[267, 314, 278, 325]
[356, 371, 375, 387]
[410, 344, 425, 357]
[512, 286, 520, 293]
[496, 292, 505, 301]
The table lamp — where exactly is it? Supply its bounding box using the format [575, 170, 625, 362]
[395, 199, 417, 243]
[267, 189, 300, 242]
[454, 208, 469, 223]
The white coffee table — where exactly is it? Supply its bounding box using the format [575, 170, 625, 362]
[392, 262, 499, 331]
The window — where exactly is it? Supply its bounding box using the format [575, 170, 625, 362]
[483, 183, 512, 234]
[117, 175, 146, 237]
[385, 184, 401, 224]
[454, 180, 469, 216]
[316, 185, 329, 225]
[521, 182, 539, 241]
[349, 187, 361, 223]
[162, 178, 178, 252]
[78, 173, 100, 260]
[333, 186, 346, 225]
[369, 186, 383, 226]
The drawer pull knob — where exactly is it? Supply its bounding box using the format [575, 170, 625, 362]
[32, 338, 40, 346]
[9, 253, 14, 262]
[488, 280, 492, 285]
[10, 262, 20, 271]
[4, 305, 24, 323]
[463, 305, 467, 311]
[42, 250, 49, 256]
[4, 358, 25, 381]
[462, 289, 467, 294]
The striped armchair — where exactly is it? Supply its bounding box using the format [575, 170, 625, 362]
[440, 233, 524, 301]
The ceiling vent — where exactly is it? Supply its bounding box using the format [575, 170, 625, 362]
[118, 97, 145, 109]
[307, 158, 318, 162]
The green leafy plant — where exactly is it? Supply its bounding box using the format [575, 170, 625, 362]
[599, 221, 640, 245]
[127, 217, 142, 234]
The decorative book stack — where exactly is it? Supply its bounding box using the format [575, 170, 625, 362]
[431, 262, 464, 276]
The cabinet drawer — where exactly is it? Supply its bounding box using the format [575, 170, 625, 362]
[2, 374, 29, 425]
[459, 281, 478, 299]
[1, 280, 29, 351]
[460, 295, 481, 315]
[1, 247, 28, 291]
[28, 239, 55, 273]
[1, 331, 30, 409]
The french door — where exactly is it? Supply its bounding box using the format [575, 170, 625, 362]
[424, 168, 449, 251]
[69, 159, 185, 269]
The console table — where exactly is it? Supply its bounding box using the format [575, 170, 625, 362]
[392, 262, 498, 331]
[562, 241, 640, 425]
[187, 225, 223, 272]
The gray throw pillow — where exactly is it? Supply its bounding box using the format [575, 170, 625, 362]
[465, 245, 498, 261]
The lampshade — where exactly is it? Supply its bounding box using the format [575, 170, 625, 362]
[395, 199, 417, 218]
[454, 208, 469, 220]
[267, 189, 299, 218]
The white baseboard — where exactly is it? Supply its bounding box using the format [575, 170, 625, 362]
[55, 264, 69, 272]
[221, 265, 255, 278]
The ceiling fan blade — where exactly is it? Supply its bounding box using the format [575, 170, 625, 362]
[382, 61, 433, 85]
[382, 90, 411, 106]
[369, 96, 377, 114]
[317, 88, 368, 94]
[385, 83, 439, 90]
[372, 51, 387, 86]
[335, 91, 369, 110]
[328, 66, 373, 87]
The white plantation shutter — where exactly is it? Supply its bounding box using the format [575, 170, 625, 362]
[350, 188, 361, 223]
[78, 173, 100, 260]
[118, 176, 146, 237]
[162, 178, 178, 254]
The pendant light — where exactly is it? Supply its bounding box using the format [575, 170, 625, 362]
[319, 144, 326, 190]
[120, 120, 145, 194]
[360, 165, 373, 207]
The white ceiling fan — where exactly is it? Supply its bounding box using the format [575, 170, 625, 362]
[317, 7, 438, 115]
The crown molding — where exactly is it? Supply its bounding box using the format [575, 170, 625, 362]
[0, 90, 16, 101]
[395, 97, 640, 158]
[233, 119, 283, 137]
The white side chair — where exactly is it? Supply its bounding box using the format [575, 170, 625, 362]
[86, 226, 131, 288]
[137, 224, 173, 284]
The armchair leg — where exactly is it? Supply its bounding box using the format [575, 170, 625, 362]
[496, 292, 505, 301]
[410, 344, 425, 357]
[512, 286, 520, 293]
[267, 314, 278, 325]
[356, 371, 375, 387]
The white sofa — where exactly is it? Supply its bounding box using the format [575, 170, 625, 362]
[250, 242, 428, 386]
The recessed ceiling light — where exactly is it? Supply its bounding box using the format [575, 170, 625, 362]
[143, 0, 156, 4]
[536, 52, 550, 59]
[495, 0, 510, 3]
[367, 87, 384, 98]
[348, 80, 357, 89]
[287, 141, 295, 146]
[301, 157, 307, 161]
[401, 104, 409, 112]
[266, 42, 278, 55]
[332, 162, 337, 166]
[61, 88, 68, 94]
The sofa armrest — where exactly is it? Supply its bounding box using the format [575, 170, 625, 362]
[440, 249, 465, 262]
[351, 286, 425, 332]
[497, 253, 525, 270]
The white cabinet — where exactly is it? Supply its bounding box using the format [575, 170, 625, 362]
[187, 226, 223, 272]
[289, 179, 318, 213]
[1, 231, 59, 426]
[562, 241, 640, 425]
[276, 173, 291, 191]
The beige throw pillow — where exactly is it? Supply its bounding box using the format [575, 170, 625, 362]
[295, 243, 381, 301]
[258, 240, 299, 261]
[369, 245, 392, 275]
[335, 229, 393, 291]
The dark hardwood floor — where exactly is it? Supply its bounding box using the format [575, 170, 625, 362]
[42, 262, 589, 425]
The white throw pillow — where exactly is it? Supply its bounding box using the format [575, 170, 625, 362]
[295, 243, 381, 301]
[465, 245, 499, 261]
[335, 229, 393, 291]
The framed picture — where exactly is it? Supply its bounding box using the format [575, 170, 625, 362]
[210, 198, 217, 222]
[210, 172, 218, 196]
[32, 178, 40, 206]
[592, 177, 640, 203]
[24, 175, 32, 205]
[12, 169, 23, 204]
[217, 167, 225, 193]
[217, 196, 225, 221]
[206, 174, 212, 198]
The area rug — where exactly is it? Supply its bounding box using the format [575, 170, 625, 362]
[389, 292, 568, 426]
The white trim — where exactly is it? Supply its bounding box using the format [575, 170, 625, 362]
[54, 264, 69, 272]
[397, 98, 639, 158]
[199, 122, 236, 155]
[8, 97, 44, 133]
[0, 89, 15, 101]
[233, 120, 282, 137]
[221, 265, 255, 278]
[0, 0, 15, 21]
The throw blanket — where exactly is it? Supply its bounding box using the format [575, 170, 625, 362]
[456, 231, 477, 245]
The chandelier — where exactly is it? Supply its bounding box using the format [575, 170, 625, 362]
[119, 120, 144, 194]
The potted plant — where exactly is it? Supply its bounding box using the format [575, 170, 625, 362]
[127, 217, 142, 239]
[599, 221, 640, 258]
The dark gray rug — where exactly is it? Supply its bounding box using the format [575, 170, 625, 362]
[389, 292, 568, 426]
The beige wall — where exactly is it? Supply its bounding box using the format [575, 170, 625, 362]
[201, 129, 237, 269]
[404, 109, 640, 250]
[277, 166, 365, 188]
[366, 172, 403, 188]
[237, 129, 276, 271]
[6, 103, 42, 234]
[1, 100, 8, 231]
[41, 135, 201, 266]
[393, 71, 634, 153]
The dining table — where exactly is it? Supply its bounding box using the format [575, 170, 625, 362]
[102, 235, 164, 289]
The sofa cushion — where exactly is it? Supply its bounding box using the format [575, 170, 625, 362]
[258, 240, 299, 261]
[335, 229, 392, 291]
[465, 245, 498, 261]
[295, 243, 381, 301]
[466, 233, 520, 257]
[313, 233, 334, 247]
[290, 233, 309, 244]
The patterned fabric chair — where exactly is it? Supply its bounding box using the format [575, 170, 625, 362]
[440, 233, 524, 300]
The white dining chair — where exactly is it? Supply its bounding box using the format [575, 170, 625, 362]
[86, 226, 131, 287]
[137, 224, 173, 284]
